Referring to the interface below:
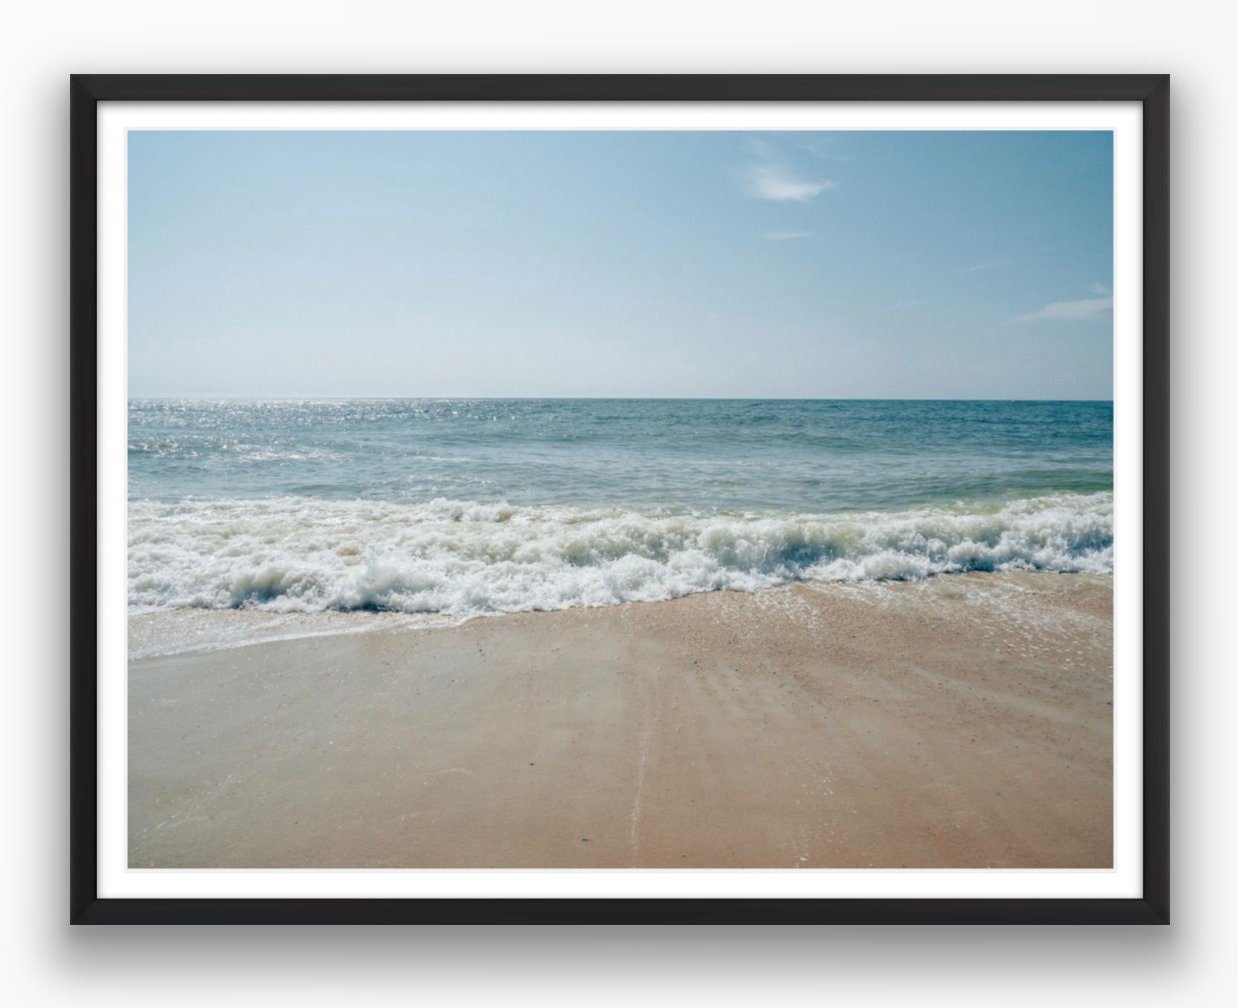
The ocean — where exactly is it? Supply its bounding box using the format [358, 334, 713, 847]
[128, 399, 1113, 619]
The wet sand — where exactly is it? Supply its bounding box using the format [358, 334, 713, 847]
[128, 572, 1113, 869]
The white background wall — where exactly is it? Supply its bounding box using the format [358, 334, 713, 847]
[2, 2, 1232, 1004]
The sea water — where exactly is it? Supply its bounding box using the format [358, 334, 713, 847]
[128, 399, 1113, 617]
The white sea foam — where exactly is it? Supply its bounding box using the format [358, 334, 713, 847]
[128, 493, 1113, 616]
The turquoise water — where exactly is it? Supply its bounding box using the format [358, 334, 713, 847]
[128, 399, 1113, 614]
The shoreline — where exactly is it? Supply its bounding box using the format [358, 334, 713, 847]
[128, 568, 1112, 660]
[129, 571, 1113, 869]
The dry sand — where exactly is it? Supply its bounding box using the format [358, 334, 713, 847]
[128, 572, 1112, 869]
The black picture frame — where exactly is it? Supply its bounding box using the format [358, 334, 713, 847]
[70, 73, 1170, 925]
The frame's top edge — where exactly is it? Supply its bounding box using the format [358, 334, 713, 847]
[69, 73, 1168, 104]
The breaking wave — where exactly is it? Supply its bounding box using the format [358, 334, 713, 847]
[128, 492, 1113, 616]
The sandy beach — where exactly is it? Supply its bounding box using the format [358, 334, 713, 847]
[128, 571, 1112, 869]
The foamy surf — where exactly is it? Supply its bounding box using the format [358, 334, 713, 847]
[128, 492, 1113, 617]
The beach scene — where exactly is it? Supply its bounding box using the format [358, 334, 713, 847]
[127, 129, 1114, 868]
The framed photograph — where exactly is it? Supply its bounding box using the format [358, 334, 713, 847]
[71, 74, 1169, 924]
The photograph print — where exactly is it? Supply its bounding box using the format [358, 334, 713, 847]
[125, 126, 1116, 873]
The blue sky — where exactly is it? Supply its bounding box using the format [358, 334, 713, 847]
[128, 129, 1113, 398]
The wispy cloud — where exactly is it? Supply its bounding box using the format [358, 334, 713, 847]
[1013, 297, 1114, 323]
[1089, 281, 1111, 295]
[763, 230, 814, 241]
[788, 136, 855, 162]
[735, 162, 836, 202]
[882, 298, 928, 312]
[961, 261, 1012, 274]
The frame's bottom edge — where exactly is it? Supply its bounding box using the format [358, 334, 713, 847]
[71, 896, 1169, 925]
